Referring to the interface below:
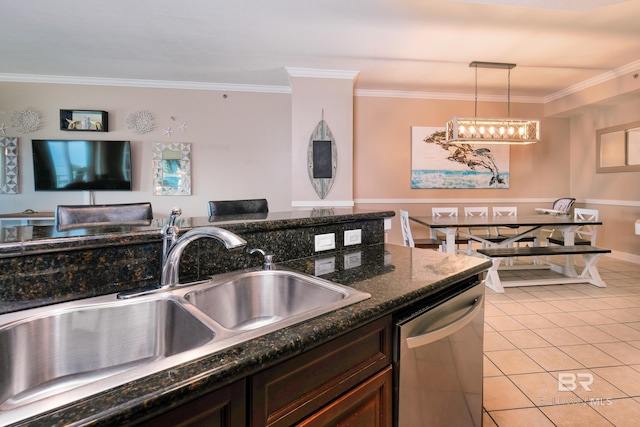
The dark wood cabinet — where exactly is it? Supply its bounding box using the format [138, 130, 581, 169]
[134, 379, 246, 427]
[135, 316, 392, 427]
[251, 315, 392, 427]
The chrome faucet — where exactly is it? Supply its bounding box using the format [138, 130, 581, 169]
[160, 226, 247, 288]
[162, 207, 182, 266]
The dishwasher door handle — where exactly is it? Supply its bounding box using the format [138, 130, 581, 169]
[406, 295, 483, 349]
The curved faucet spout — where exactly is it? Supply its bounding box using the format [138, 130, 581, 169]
[160, 226, 247, 288]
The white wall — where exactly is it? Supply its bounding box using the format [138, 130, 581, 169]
[0, 82, 292, 218]
[289, 72, 356, 207]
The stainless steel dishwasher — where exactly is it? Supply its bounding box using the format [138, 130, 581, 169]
[394, 276, 484, 427]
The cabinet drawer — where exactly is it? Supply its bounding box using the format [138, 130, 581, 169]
[251, 315, 392, 427]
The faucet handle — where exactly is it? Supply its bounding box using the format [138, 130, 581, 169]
[166, 207, 182, 229]
[247, 247, 275, 270]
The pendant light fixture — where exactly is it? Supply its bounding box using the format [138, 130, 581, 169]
[445, 61, 540, 145]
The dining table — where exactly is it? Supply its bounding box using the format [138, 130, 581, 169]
[409, 213, 603, 276]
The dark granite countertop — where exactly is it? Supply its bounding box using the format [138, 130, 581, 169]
[0, 208, 393, 257]
[7, 243, 490, 426]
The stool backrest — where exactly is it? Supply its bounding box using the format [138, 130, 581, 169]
[208, 199, 268, 217]
[56, 202, 153, 231]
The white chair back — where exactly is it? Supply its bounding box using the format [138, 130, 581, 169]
[574, 208, 599, 245]
[490, 206, 519, 241]
[399, 210, 415, 247]
[432, 207, 458, 217]
[464, 207, 488, 217]
[463, 207, 490, 244]
[492, 206, 517, 217]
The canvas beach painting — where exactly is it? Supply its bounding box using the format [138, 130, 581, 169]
[411, 126, 510, 189]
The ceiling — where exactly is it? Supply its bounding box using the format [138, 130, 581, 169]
[2, 0, 640, 100]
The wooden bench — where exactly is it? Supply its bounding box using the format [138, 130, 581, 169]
[476, 245, 611, 293]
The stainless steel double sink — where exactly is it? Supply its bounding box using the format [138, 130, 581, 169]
[0, 268, 370, 424]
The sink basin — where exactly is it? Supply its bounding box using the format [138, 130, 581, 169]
[0, 267, 370, 424]
[184, 269, 363, 331]
[0, 297, 215, 414]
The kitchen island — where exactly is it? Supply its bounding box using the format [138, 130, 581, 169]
[0, 209, 490, 426]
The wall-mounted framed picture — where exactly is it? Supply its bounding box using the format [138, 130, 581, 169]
[60, 110, 108, 132]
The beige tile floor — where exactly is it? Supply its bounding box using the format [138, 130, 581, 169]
[482, 256, 640, 427]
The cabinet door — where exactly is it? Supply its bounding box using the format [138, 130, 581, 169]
[135, 379, 245, 427]
[296, 366, 392, 427]
[251, 316, 392, 427]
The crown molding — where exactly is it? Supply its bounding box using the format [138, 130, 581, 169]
[2, 58, 639, 102]
[0, 73, 292, 94]
[285, 67, 359, 80]
[544, 58, 640, 103]
[354, 89, 543, 103]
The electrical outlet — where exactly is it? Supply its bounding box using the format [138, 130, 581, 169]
[314, 233, 336, 252]
[344, 229, 361, 246]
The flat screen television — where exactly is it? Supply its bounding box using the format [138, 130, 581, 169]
[32, 140, 132, 191]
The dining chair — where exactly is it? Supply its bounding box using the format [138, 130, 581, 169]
[492, 206, 517, 218]
[491, 206, 537, 245]
[207, 199, 269, 217]
[490, 206, 541, 265]
[56, 202, 153, 231]
[431, 207, 467, 252]
[547, 208, 599, 246]
[462, 207, 490, 254]
[399, 210, 440, 249]
[432, 207, 459, 218]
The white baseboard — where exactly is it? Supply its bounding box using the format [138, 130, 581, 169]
[609, 251, 640, 265]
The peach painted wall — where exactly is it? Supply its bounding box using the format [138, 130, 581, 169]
[352, 95, 576, 246]
[568, 97, 640, 257]
[353, 96, 569, 201]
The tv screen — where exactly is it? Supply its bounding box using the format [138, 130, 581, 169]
[32, 140, 132, 191]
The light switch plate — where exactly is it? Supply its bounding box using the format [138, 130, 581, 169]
[314, 233, 336, 252]
[344, 229, 362, 246]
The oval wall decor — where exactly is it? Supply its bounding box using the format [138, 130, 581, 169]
[307, 119, 337, 199]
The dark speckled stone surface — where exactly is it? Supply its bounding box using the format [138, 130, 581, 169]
[3, 244, 489, 426]
[0, 209, 392, 314]
[0, 209, 491, 426]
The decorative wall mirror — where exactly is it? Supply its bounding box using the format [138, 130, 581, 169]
[596, 120, 640, 173]
[0, 137, 19, 194]
[152, 142, 192, 195]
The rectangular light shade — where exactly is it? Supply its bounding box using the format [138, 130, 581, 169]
[445, 117, 540, 145]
